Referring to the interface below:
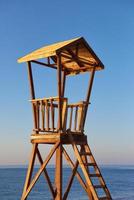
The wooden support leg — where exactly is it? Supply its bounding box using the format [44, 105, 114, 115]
[36, 147, 55, 199]
[63, 160, 79, 200]
[55, 144, 62, 200]
[21, 143, 37, 200]
[23, 141, 60, 199]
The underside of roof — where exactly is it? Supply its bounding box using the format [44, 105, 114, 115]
[18, 37, 104, 75]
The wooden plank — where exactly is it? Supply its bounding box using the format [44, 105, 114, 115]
[69, 107, 73, 130]
[46, 100, 49, 131]
[67, 49, 84, 68]
[41, 101, 45, 130]
[82, 68, 95, 128]
[30, 96, 67, 102]
[27, 62, 37, 130]
[77, 105, 84, 131]
[62, 99, 67, 131]
[61, 70, 66, 97]
[68, 101, 89, 107]
[27, 61, 35, 99]
[18, 37, 80, 63]
[31, 60, 57, 69]
[55, 144, 62, 200]
[61, 53, 98, 67]
[50, 100, 54, 131]
[74, 106, 78, 130]
[36, 102, 40, 130]
[23, 141, 60, 199]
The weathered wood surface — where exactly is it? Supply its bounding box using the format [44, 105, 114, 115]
[19, 38, 112, 200]
[18, 37, 104, 76]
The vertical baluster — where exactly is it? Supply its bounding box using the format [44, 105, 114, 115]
[46, 100, 49, 131]
[41, 100, 45, 131]
[77, 105, 84, 132]
[36, 101, 40, 130]
[53, 106, 55, 131]
[62, 99, 67, 131]
[50, 100, 54, 131]
[74, 106, 78, 131]
[69, 107, 73, 131]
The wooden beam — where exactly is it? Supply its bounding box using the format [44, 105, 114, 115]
[61, 70, 66, 97]
[27, 61, 37, 129]
[27, 61, 35, 99]
[21, 144, 37, 200]
[36, 147, 55, 198]
[61, 53, 98, 67]
[23, 141, 60, 199]
[31, 60, 57, 69]
[67, 49, 84, 67]
[63, 160, 79, 200]
[57, 54, 62, 131]
[82, 68, 96, 128]
[55, 144, 62, 200]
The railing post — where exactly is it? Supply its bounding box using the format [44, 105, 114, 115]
[27, 61, 37, 130]
[57, 53, 62, 132]
[82, 67, 96, 128]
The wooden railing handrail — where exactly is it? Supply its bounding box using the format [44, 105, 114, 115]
[67, 101, 90, 108]
[30, 97, 88, 133]
[29, 96, 67, 102]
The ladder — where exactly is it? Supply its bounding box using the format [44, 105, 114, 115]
[69, 133, 112, 200]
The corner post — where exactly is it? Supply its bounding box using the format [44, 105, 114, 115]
[55, 53, 63, 200]
[55, 143, 62, 200]
[27, 61, 35, 99]
[27, 61, 37, 130]
[57, 53, 62, 131]
[83, 67, 96, 128]
[61, 70, 66, 97]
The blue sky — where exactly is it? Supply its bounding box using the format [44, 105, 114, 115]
[0, 0, 134, 165]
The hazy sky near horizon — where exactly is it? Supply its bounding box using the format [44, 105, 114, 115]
[0, 0, 134, 165]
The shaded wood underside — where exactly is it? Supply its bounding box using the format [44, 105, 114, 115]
[18, 37, 104, 75]
[31, 133, 87, 144]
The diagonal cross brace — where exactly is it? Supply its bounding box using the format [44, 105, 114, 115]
[22, 141, 60, 200]
[36, 148, 56, 198]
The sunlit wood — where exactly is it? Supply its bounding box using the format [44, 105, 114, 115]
[18, 37, 112, 200]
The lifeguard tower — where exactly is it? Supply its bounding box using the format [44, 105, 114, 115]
[18, 37, 112, 200]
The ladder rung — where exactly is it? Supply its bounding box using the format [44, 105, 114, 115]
[94, 184, 105, 189]
[90, 173, 100, 177]
[99, 197, 110, 200]
[84, 162, 96, 166]
[80, 152, 91, 156]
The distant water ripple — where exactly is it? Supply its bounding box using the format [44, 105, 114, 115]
[0, 166, 134, 200]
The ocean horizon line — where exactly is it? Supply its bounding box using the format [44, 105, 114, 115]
[0, 164, 134, 169]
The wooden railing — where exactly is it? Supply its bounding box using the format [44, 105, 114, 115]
[30, 97, 89, 134]
[30, 97, 67, 133]
[66, 101, 89, 133]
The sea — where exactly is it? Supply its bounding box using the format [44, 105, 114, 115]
[0, 165, 134, 200]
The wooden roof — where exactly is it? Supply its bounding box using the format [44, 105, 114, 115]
[18, 37, 104, 75]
